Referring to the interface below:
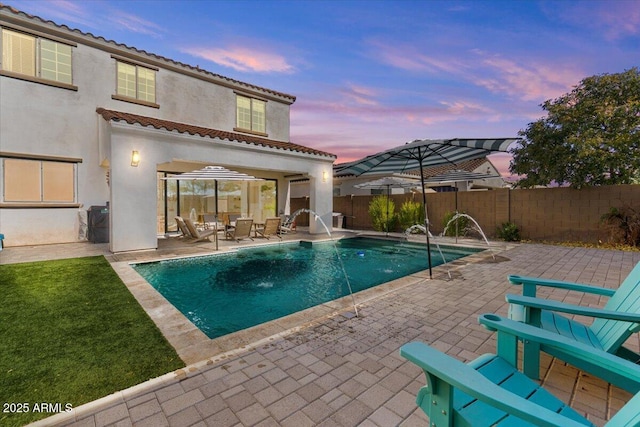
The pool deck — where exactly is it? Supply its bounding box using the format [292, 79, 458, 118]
[2, 230, 639, 427]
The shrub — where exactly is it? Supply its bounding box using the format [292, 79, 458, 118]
[496, 222, 521, 241]
[601, 205, 640, 247]
[398, 200, 424, 231]
[442, 211, 470, 237]
[368, 196, 396, 232]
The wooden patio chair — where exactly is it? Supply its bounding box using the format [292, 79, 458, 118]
[255, 217, 281, 240]
[279, 215, 296, 234]
[175, 216, 192, 238]
[400, 340, 640, 426]
[225, 218, 254, 242]
[505, 261, 640, 380]
[183, 218, 216, 242]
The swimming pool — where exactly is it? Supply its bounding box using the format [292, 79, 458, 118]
[133, 237, 482, 339]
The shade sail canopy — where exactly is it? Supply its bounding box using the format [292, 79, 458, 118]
[162, 165, 263, 181]
[335, 138, 517, 177]
[424, 170, 500, 184]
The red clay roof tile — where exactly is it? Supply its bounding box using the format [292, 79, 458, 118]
[96, 108, 336, 158]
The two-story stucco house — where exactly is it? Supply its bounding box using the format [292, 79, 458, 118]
[0, 5, 336, 252]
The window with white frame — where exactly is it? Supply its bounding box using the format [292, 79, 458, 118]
[236, 94, 266, 134]
[1, 28, 73, 85]
[2, 158, 76, 204]
[116, 60, 156, 103]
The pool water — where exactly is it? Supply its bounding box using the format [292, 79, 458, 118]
[133, 237, 482, 339]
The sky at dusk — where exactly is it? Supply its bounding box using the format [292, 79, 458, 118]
[7, 0, 640, 178]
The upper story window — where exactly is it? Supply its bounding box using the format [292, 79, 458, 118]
[115, 59, 156, 104]
[1, 28, 73, 85]
[236, 94, 266, 135]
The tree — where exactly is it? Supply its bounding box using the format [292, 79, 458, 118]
[510, 68, 640, 189]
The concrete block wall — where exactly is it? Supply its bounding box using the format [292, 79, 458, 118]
[291, 184, 640, 243]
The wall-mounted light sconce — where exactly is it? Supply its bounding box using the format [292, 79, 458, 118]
[131, 150, 140, 167]
[322, 170, 328, 182]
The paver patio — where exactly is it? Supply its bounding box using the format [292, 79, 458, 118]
[2, 233, 639, 427]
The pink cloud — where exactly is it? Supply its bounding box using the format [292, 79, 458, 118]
[372, 40, 583, 103]
[475, 54, 583, 102]
[108, 10, 165, 38]
[183, 46, 295, 73]
[549, 2, 640, 41]
[13, 0, 99, 30]
[599, 4, 640, 39]
[339, 83, 380, 106]
[372, 40, 463, 74]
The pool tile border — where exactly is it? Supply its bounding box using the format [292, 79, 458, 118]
[111, 240, 501, 365]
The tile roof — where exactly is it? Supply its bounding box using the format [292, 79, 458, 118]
[0, 4, 295, 103]
[412, 157, 492, 178]
[96, 108, 336, 159]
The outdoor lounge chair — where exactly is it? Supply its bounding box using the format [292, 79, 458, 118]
[505, 261, 640, 381]
[478, 313, 640, 393]
[175, 216, 192, 238]
[279, 215, 296, 234]
[255, 217, 281, 240]
[225, 218, 254, 242]
[183, 218, 217, 242]
[400, 340, 640, 427]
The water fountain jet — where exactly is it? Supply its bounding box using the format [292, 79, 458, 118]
[441, 213, 495, 260]
[288, 208, 359, 317]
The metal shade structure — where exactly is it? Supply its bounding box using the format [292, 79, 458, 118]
[355, 177, 420, 236]
[336, 138, 519, 278]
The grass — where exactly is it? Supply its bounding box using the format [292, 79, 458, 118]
[0, 256, 184, 426]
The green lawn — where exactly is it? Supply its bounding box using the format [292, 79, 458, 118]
[0, 256, 185, 426]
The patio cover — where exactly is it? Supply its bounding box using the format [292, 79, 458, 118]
[163, 166, 263, 250]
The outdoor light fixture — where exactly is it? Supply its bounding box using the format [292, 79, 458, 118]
[131, 150, 140, 167]
[322, 170, 328, 182]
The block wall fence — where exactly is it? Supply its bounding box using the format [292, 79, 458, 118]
[291, 184, 640, 243]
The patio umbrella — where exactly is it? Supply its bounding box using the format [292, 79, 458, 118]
[163, 166, 263, 249]
[355, 177, 419, 236]
[336, 138, 519, 278]
[164, 165, 262, 181]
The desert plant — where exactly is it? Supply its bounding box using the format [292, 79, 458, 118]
[496, 222, 521, 241]
[442, 211, 470, 237]
[601, 205, 640, 247]
[398, 200, 424, 230]
[368, 196, 396, 232]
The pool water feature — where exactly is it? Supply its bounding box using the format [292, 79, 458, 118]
[133, 237, 482, 339]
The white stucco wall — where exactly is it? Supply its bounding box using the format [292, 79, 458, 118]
[0, 14, 320, 248]
[106, 122, 333, 252]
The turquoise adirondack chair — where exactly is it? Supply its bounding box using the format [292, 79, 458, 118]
[400, 341, 640, 426]
[506, 261, 640, 381]
[479, 313, 640, 393]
